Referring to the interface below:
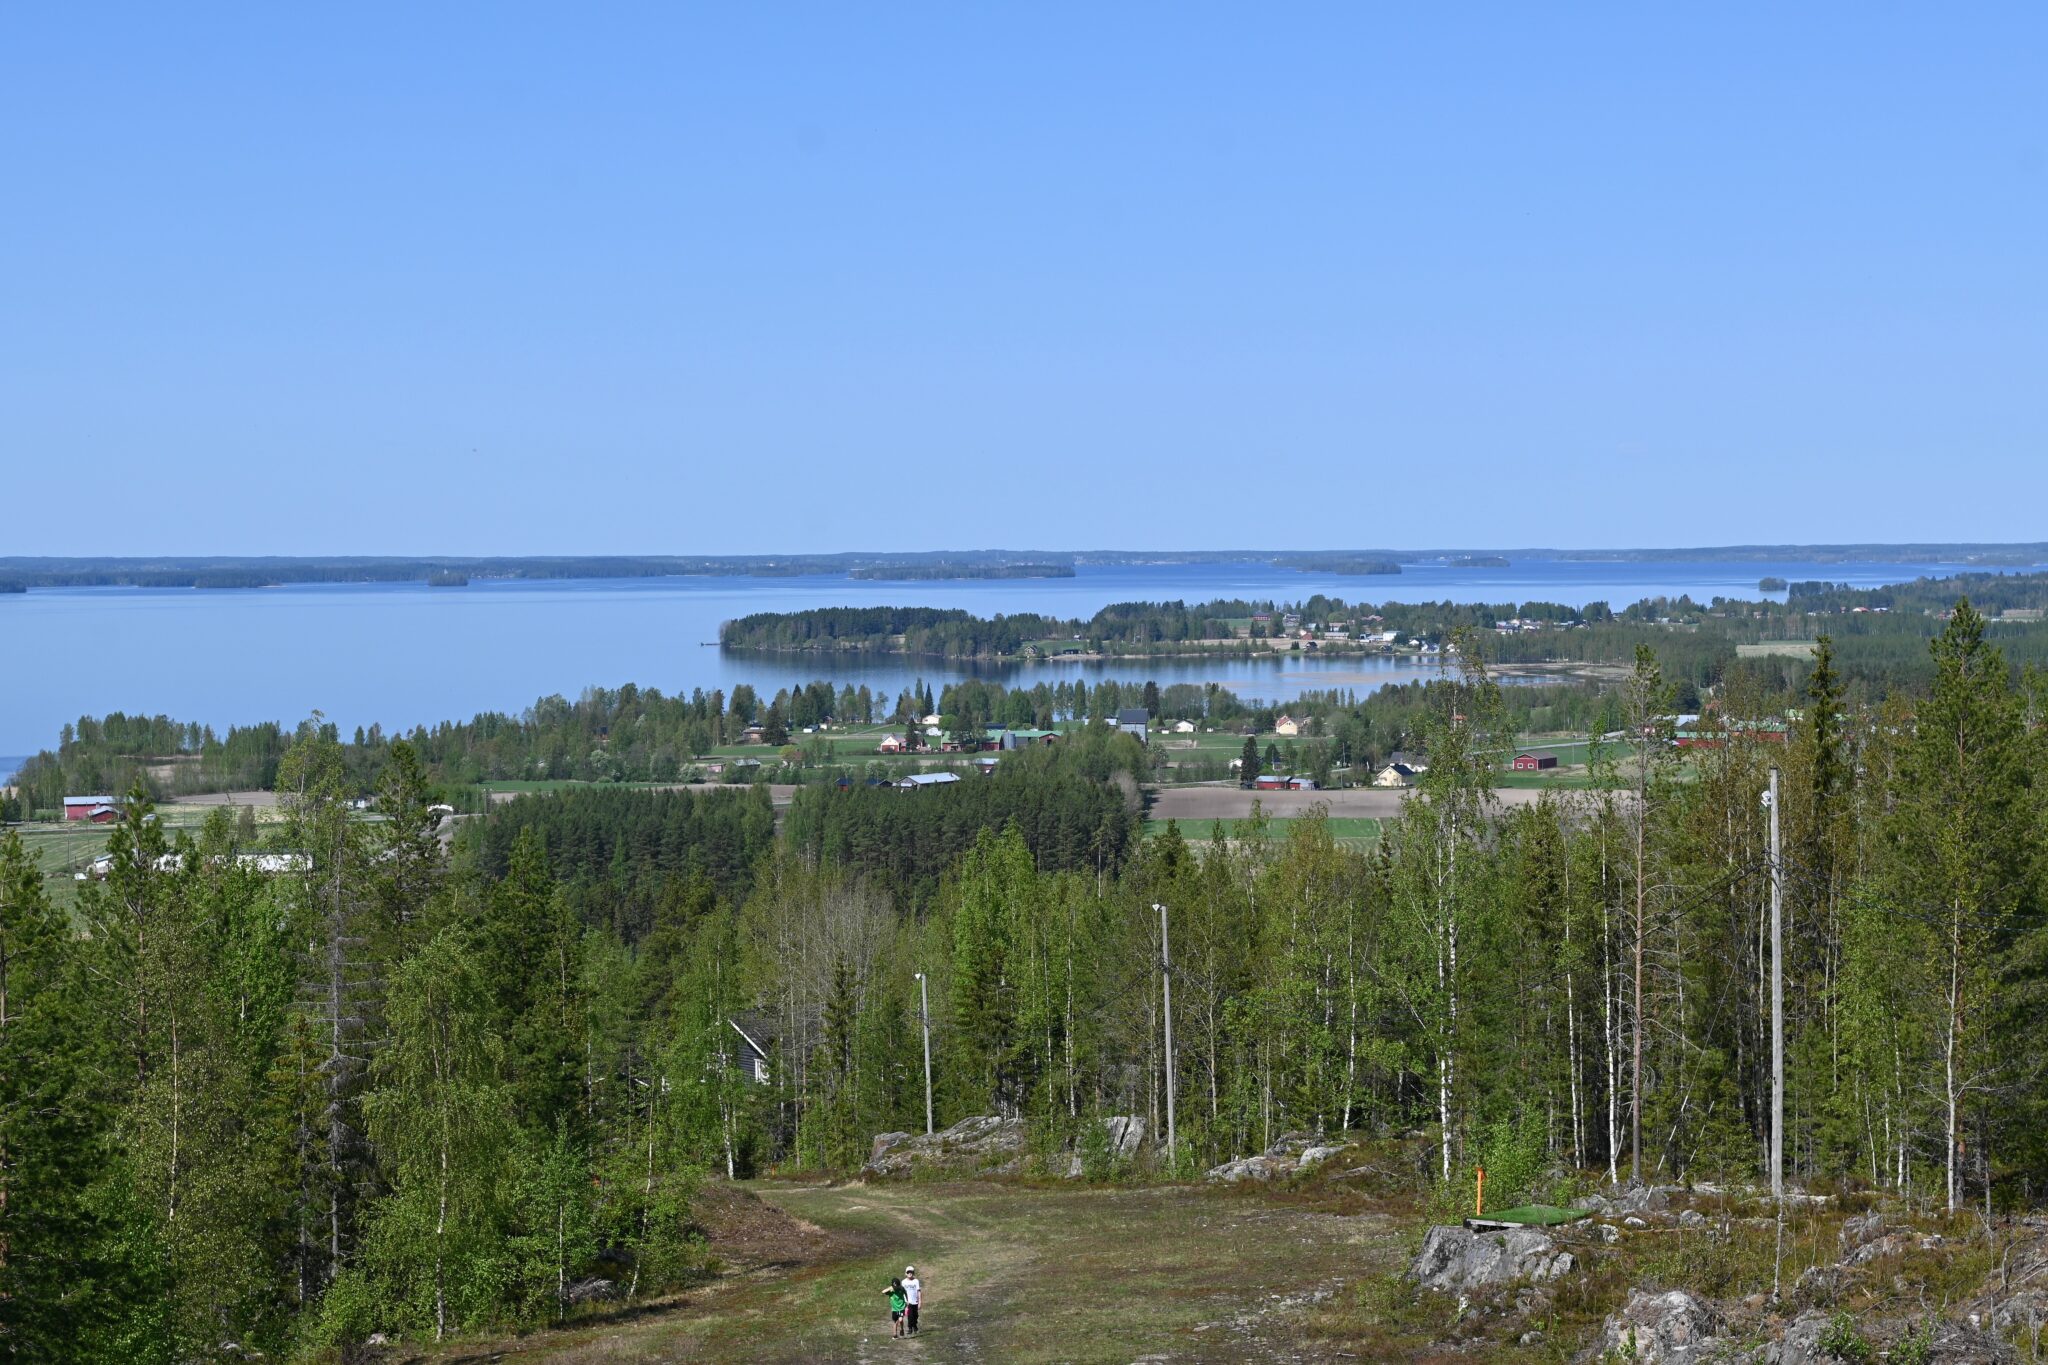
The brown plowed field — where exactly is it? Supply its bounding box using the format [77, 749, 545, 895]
[1148, 784, 1555, 822]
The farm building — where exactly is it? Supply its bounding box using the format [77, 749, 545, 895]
[877, 733, 909, 753]
[1286, 776, 1318, 790]
[1373, 762, 1420, 788]
[1172, 719, 1198, 734]
[897, 771, 962, 790]
[1675, 718, 1790, 749]
[1512, 752, 1558, 771]
[63, 795, 121, 823]
[1273, 715, 1305, 737]
[1253, 774, 1288, 791]
[1115, 708, 1150, 744]
[1001, 728, 1059, 749]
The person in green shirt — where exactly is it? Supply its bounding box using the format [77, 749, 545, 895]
[885, 1277, 907, 1338]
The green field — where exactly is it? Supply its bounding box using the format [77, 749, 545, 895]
[10, 804, 236, 912]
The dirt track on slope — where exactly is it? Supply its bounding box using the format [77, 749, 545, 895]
[409, 1180, 1401, 1363]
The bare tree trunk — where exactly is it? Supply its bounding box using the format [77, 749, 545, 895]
[1632, 802, 1644, 1185]
[168, 1009, 181, 1222]
[1945, 923, 1963, 1212]
[1602, 845, 1620, 1185]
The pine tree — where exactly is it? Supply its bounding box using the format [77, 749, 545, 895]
[277, 720, 380, 1289]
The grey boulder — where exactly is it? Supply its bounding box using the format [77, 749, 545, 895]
[1408, 1224, 1576, 1294]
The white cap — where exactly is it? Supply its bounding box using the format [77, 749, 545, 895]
[905, 1265, 915, 1273]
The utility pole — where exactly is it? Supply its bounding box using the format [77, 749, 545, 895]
[914, 971, 933, 1137]
[1155, 903, 1176, 1165]
[1766, 766, 1783, 1198]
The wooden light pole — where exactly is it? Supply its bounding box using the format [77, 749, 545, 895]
[914, 971, 933, 1137]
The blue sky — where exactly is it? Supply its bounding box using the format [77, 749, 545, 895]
[5, 5, 2043, 554]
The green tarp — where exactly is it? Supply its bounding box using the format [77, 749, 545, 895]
[1463, 1204, 1591, 1229]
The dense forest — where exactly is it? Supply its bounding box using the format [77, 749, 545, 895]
[8, 674, 1181, 814]
[5, 600, 2045, 1359]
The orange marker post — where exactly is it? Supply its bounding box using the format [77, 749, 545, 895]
[1476, 1165, 1486, 1217]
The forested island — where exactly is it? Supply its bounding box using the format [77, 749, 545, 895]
[1275, 555, 1402, 574]
[846, 562, 1074, 580]
[717, 569, 2048, 675]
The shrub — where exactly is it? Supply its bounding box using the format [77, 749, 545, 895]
[1817, 1309, 1872, 1362]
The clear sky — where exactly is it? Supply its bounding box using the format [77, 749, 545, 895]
[5, 5, 2043, 555]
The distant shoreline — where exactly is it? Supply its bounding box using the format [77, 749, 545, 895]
[2, 543, 2043, 591]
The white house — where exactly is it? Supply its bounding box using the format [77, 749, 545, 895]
[1172, 719, 1198, 734]
[1274, 714, 1305, 737]
[1373, 762, 1421, 788]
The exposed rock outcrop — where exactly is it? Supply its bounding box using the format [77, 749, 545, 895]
[863, 1115, 1027, 1178]
[1839, 1209, 1887, 1253]
[1762, 1311, 2019, 1364]
[1104, 1115, 1146, 1159]
[1583, 1289, 1724, 1364]
[1203, 1132, 1343, 1183]
[1407, 1224, 1576, 1294]
[1206, 1154, 1295, 1183]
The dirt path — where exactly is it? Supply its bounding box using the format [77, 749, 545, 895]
[420, 1180, 1402, 1363]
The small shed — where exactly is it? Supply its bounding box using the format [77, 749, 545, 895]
[728, 1019, 773, 1085]
[1512, 752, 1557, 771]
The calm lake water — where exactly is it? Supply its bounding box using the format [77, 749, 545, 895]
[0, 558, 1998, 753]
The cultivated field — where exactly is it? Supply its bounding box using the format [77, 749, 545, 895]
[10, 801, 278, 912]
[1149, 815, 1385, 847]
[1147, 784, 1557, 824]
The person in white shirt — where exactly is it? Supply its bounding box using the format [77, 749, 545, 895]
[902, 1265, 923, 1335]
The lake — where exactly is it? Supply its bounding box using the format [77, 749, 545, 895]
[0, 557, 1997, 754]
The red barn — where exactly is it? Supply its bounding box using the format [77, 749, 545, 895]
[1511, 753, 1557, 771]
[63, 795, 121, 822]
